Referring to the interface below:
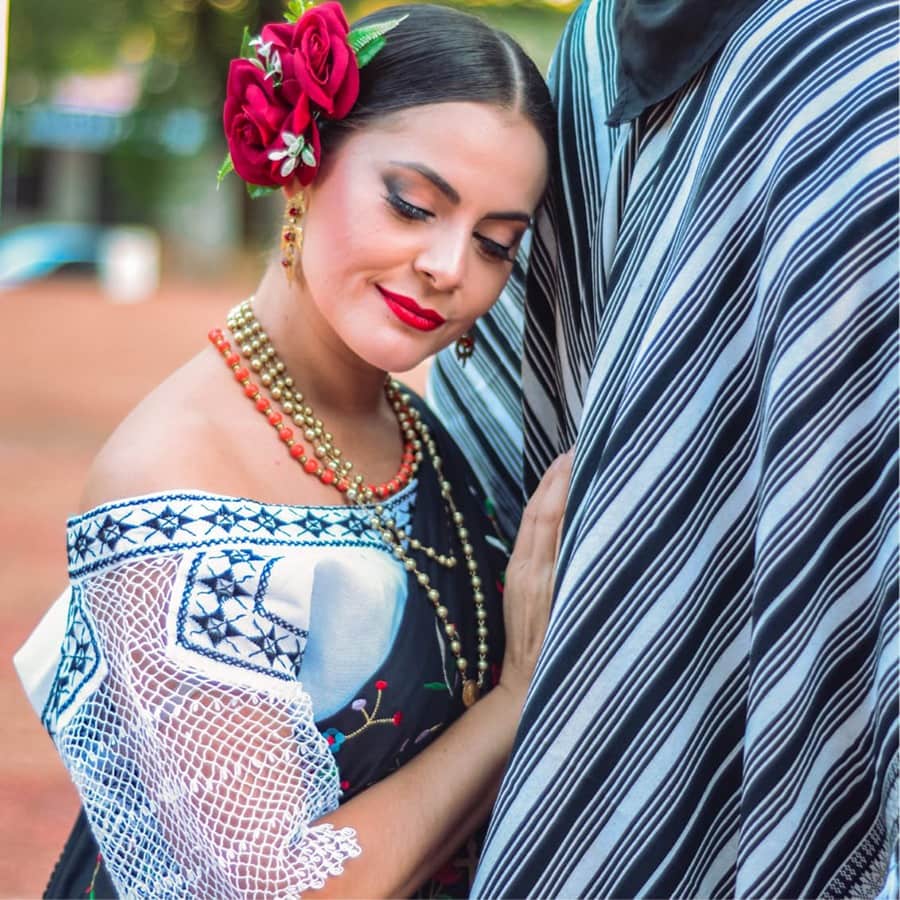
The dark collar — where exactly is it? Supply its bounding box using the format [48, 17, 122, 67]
[607, 0, 766, 125]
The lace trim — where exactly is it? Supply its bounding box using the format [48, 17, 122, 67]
[51, 553, 362, 897]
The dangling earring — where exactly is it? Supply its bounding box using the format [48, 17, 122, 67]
[280, 193, 306, 283]
[455, 332, 475, 366]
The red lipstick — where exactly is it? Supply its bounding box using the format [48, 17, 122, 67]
[376, 286, 445, 332]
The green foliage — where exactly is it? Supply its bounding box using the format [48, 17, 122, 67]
[216, 152, 276, 198]
[8, 0, 569, 97]
[6, 0, 569, 228]
[354, 36, 384, 67]
[216, 153, 235, 188]
[347, 15, 408, 67]
[8, 0, 287, 107]
[246, 182, 278, 199]
[239, 26, 255, 60]
[284, 0, 311, 23]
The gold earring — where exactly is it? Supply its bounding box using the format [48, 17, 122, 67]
[455, 332, 475, 365]
[281, 193, 306, 283]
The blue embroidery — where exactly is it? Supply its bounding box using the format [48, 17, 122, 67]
[42, 585, 101, 736]
[249, 507, 292, 535]
[198, 503, 246, 534]
[335, 514, 370, 538]
[142, 504, 194, 540]
[67, 524, 97, 566]
[292, 511, 330, 538]
[197, 565, 254, 607]
[96, 514, 137, 552]
[177, 552, 308, 681]
[247, 623, 295, 668]
[189, 601, 244, 648]
[66, 489, 417, 578]
[322, 727, 346, 753]
[222, 548, 266, 566]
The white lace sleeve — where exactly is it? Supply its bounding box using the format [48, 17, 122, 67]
[51, 552, 361, 899]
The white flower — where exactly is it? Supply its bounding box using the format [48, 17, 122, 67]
[249, 37, 282, 83]
[268, 130, 317, 177]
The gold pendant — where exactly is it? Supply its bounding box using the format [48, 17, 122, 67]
[462, 679, 480, 708]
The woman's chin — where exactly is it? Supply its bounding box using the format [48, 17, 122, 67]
[345, 332, 442, 377]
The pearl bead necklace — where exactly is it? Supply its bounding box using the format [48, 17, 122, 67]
[210, 300, 489, 704]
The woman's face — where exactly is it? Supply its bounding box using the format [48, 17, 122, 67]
[295, 101, 549, 373]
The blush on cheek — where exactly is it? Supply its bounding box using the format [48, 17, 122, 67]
[305, 204, 355, 254]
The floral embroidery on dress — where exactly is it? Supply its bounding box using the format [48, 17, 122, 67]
[323, 680, 404, 754]
[323, 727, 346, 752]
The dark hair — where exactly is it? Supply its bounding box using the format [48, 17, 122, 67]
[319, 4, 556, 159]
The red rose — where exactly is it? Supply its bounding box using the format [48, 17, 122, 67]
[261, 2, 360, 119]
[223, 58, 320, 187]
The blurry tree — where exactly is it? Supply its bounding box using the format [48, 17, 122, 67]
[7, 0, 571, 243]
[9, 0, 570, 108]
[9, 0, 288, 110]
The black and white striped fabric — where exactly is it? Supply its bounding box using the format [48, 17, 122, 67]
[429, 0, 899, 895]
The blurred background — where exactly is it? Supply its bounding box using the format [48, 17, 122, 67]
[0, 0, 570, 895]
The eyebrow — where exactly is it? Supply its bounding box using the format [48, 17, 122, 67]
[390, 160, 533, 225]
[483, 210, 533, 225]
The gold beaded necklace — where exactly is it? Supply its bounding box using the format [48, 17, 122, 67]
[210, 300, 489, 706]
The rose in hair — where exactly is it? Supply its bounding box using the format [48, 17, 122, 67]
[262, 2, 359, 119]
[218, 3, 405, 193]
[223, 58, 320, 186]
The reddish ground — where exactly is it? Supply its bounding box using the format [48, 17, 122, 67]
[1, 274, 429, 898]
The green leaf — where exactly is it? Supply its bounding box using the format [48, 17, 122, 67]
[423, 682, 451, 692]
[216, 153, 234, 189]
[347, 15, 408, 66]
[239, 26, 254, 60]
[246, 182, 278, 199]
[300, 145, 316, 167]
[354, 36, 386, 69]
[284, 0, 307, 24]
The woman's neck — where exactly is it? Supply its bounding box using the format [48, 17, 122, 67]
[250, 260, 389, 419]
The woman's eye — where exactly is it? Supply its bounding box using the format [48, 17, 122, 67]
[476, 234, 515, 263]
[385, 192, 432, 222]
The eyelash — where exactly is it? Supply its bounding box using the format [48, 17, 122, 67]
[384, 191, 515, 263]
[385, 191, 432, 222]
[475, 234, 515, 262]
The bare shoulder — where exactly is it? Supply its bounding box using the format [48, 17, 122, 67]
[80, 352, 238, 512]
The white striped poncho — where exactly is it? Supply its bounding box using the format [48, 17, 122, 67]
[428, 0, 898, 896]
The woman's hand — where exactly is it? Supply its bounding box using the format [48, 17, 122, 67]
[498, 449, 573, 702]
[308, 449, 574, 898]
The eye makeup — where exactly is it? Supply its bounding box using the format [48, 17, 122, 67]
[383, 175, 433, 221]
[381, 170, 526, 262]
[475, 234, 516, 262]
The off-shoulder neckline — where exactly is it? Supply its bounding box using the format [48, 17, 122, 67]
[67, 481, 418, 526]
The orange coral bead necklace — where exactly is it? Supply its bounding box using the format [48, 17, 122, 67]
[208, 299, 489, 703]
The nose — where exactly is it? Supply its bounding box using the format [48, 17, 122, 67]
[413, 226, 467, 292]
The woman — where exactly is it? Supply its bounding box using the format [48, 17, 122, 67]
[15, 3, 568, 897]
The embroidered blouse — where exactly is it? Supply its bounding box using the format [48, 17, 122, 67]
[16, 412, 507, 899]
